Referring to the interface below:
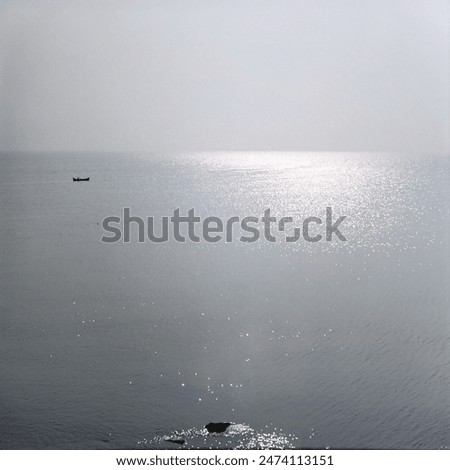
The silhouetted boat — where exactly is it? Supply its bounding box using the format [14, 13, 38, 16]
[205, 422, 231, 433]
[73, 177, 90, 182]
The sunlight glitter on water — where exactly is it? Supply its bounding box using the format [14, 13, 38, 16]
[140, 423, 298, 450]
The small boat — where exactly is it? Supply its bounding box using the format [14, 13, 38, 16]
[73, 177, 90, 182]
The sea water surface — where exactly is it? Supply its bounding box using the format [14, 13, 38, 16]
[0, 152, 449, 449]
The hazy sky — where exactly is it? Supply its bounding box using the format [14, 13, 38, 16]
[0, 0, 448, 152]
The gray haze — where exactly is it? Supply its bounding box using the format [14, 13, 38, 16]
[0, 0, 449, 152]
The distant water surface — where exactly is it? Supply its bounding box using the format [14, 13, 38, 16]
[0, 152, 448, 449]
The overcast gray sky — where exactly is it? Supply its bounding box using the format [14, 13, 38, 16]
[0, 0, 448, 152]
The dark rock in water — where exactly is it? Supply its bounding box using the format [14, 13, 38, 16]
[165, 438, 185, 445]
[205, 422, 231, 434]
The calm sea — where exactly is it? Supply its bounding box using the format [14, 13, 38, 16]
[0, 152, 449, 449]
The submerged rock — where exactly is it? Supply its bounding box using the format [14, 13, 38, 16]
[205, 422, 232, 434]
